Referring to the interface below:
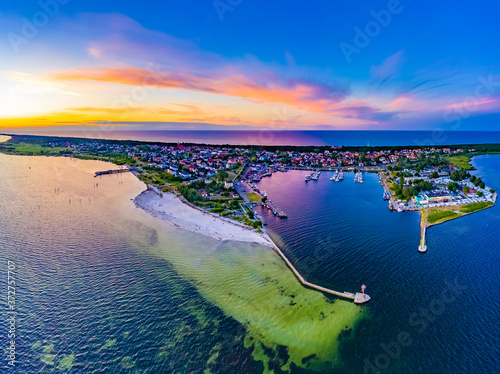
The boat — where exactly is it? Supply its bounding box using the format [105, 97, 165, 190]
[305, 175, 311, 181]
[388, 203, 393, 211]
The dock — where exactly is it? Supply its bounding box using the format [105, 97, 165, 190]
[269, 241, 370, 304]
[94, 168, 132, 177]
[262, 200, 287, 218]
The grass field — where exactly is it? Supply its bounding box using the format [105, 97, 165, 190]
[424, 200, 493, 226]
[459, 201, 493, 213]
[427, 210, 459, 224]
[446, 155, 473, 170]
[0, 142, 66, 155]
[245, 193, 261, 202]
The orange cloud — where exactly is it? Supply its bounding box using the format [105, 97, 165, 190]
[48, 66, 353, 115]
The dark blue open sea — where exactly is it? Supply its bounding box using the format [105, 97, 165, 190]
[8, 130, 500, 147]
[0, 144, 499, 372]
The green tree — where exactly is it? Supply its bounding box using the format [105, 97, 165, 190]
[477, 191, 484, 197]
[216, 169, 228, 181]
[448, 182, 459, 193]
[479, 182, 485, 189]
[463, 186, 470, 195]
[431, 171, 439, 179]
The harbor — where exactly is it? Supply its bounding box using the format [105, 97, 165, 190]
[237, 168, 370, 303]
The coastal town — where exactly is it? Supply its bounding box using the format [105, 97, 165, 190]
[1, 136, 496, 231]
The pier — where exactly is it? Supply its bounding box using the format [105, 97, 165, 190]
[419, 210, 428, 253]
[269, 241, 370, 304]
[261, 200, 287, 218]
[94, 168, 133, 177]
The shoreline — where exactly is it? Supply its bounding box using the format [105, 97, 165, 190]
[133, 185, 371, 303]
[134, 188, 274, 247]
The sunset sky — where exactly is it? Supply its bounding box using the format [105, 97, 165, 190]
[1, 0, 500, 133]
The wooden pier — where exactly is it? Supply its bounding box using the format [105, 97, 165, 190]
[94, 168, 132, 177]
[269, 241, 370, 304]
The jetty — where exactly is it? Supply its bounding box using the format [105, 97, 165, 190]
[419, 210, 428, 253]
[94, 168, 132, 177]
[269, 241, 370, 304]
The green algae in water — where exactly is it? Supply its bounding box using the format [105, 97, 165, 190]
[40, 354, 56, 365]
[188, 300, 211, 328]
[196, 242, 366, 371]
[114, 185, 368, 371]
[58, 353, 75, 370]
[126, 217, 368, 371]
[207, 344, 221, 365]
[98, 338, 117, 352]
[31, 341, 42, 350]
[121, 356, 135, 369]
[42, 342, 54, 353]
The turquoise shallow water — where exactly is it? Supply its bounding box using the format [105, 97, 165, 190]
[0, 152, 499, 373]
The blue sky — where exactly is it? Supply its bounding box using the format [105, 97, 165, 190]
[1, 0, 500, 131]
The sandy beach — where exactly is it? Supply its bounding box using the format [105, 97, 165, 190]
[134, 189, 273, 247]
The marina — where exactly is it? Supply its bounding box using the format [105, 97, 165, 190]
[305, 170, 322, 181]
[329, 169, 345, 182]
